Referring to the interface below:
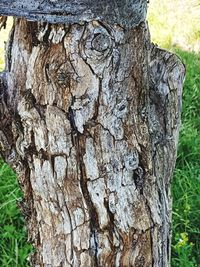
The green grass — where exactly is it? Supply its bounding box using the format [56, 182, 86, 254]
[0, 160, 32, 266]
[0, 1, 200, 266]
[170, 50, 200, 267]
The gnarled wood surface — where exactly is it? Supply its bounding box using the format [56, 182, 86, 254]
[0, 14, 185, 267]
[0, 0, 147, 28]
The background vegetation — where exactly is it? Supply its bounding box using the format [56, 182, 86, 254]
[0, 0, 200, 265]
[148, 1, 200, 266]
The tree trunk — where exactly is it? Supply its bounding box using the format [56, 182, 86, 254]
[0, 7, 185, 267]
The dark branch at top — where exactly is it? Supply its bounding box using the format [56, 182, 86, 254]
[0, 0, 147, 28]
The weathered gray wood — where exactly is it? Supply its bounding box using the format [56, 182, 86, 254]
[0, 0, 186, 266]
[0, 17, 185, 266]
[0, 0, 147, 28]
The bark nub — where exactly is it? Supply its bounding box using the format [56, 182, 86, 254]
[0, 17, 185, 267]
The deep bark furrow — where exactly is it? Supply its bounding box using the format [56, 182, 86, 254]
[76, 134, 100, 266]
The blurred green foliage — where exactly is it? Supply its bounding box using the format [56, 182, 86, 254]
[148, 0, 200, 52]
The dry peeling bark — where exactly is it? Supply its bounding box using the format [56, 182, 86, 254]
[0, 12, 185, 267]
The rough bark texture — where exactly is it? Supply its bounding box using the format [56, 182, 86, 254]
[0, 12, 185, 267]
[0, 0, 146, 28]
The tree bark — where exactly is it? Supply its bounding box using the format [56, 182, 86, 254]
[0, 9, 185, 267]
[0, 0, 146, 28]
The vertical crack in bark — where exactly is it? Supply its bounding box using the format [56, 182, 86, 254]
[75, 133, 100, 266]
[92, 77, 102, 122]
[6, 22, 15, 72]
[103, 197, 115, 259]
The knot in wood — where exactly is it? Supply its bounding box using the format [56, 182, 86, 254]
[91, 33, 111, 52]
[79, 23, 114, 78]
[57, 71, 71, 87]
[47, 61, 75, 90]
